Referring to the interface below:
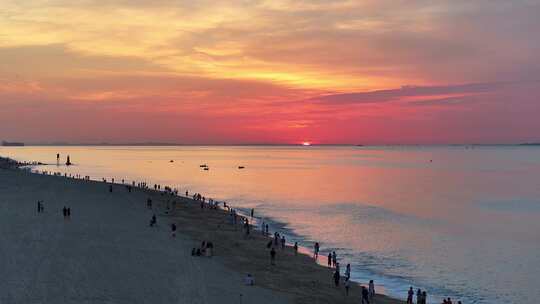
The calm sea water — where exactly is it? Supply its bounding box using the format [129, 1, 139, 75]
[2, 145, 539, 303]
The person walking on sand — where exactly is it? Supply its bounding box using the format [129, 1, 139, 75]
[421, 291, 427, 304]
[361, 286, 370, 304]
[314, 242, 320, 259]
[270, 247, 276, 265]
[344, 278, 350, 296]
[333, 270, 340, 287]
[62, 206, 67, 218]
[171, 223, 177, 237]
[407, 287, 414, 304]
[327, 253, 332, 267]
[369, 280, 375, 300]
[244, 220, 250, 236]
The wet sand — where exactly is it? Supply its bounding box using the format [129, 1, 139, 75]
[0, 160, 405, 304]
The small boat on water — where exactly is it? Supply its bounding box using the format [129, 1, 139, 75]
[169, 160, 174, 163]
[200, 164, 207, 168]
[203, 167, 209, 171]
[238, 166, 245, 169]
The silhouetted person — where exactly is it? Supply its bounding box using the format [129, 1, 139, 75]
[333, 270, 340, 287]
[171, 223, 177, 237]
[66, 155, 71, 166]
[361, 286, 370, 304]
[150, 214, 157, 227]
[67, 208, 71, 217]
[270, 247, 276, 265]
[244, 220, 250, 236]
[294, 242, 298, 255]
[250, 208, 254, 218]
[328, 253, 332, 267]
[407, 287, 414, 304]
[62, 206, 67, 218]
[314, 242, 320, 259]
[369, 280, 375, 300]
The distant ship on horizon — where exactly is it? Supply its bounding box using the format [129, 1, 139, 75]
[2, 141, 24, 146]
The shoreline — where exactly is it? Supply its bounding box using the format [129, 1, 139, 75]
[0, 156, 406, 303]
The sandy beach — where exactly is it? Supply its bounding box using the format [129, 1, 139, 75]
[0, 159, 405, 304]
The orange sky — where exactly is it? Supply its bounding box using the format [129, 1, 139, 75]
[1, 0, 539, 144]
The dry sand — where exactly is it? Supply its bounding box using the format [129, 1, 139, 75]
[0, 163, 405, 304]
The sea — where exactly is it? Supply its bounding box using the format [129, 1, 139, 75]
[1, 145, 539, 304]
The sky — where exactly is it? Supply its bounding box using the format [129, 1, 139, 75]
[0, 0, 539, 144]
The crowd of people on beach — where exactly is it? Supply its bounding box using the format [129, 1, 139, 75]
[0, 154, 470, 304]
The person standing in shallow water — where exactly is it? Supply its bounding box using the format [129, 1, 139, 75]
[294, 242, 298, 255]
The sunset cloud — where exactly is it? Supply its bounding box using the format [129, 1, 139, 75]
[0, 0, 539, 143]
